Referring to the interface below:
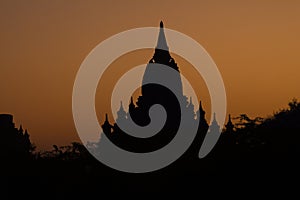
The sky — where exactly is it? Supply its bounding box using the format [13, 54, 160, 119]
[0, 0, 300, 150]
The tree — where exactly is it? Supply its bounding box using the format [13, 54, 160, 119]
[288, 98, 300, 111]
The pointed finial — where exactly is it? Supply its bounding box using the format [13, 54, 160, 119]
[120, 101, 124, 110]
[160, 21, 164, 28]
[19, 125, 24, 134]
[228, 114, 231, 121]
[199, 101, 203, 110]
[24, 129, 29, 136]
[156, 20, 168, 50]
[129, 96, 135, 109]
[105, 113, 108, 122]
[130, 96, 133, 104]
[213, 112, 217, 121]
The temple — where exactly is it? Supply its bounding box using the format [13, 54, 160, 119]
[0, 114, 32, 160]
[101, 21, 222, 156]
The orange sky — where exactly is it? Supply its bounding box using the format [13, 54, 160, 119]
[1, 0, 300, 150]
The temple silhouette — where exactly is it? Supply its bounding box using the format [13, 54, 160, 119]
[0, 114, 33, 160]
[1, 21, 299, 198]
[100, 21, 225, 158]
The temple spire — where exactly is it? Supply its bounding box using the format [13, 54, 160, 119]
[209, 112, 220, 134]
[211, 112, 219, 127]
[160, 21, 164, 28]
[199, 101, 205, 114]
[156, 21, 168, 51]
[105, 113, 108, 122]
[117, 101, 126, 119]
[120, 101, 124, 111]
[130, 97, 134, 105]
[19, 125, 23, 134]
[116, 101, 127, 125]
[117, 101, 126, 113]
[102, 113, 112, 134]
[213, 112, 217, 122]
[129, 96, 135, 108]
[225, 114, 234, 134]
[24, 129, 29, 137]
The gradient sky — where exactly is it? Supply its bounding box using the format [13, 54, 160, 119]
[1, 0, 300, 150]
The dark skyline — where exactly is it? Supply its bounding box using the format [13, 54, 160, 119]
[1, 1, 300, 149]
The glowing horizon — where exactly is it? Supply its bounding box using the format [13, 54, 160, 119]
[1, 0, 300, 150]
